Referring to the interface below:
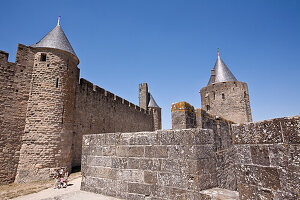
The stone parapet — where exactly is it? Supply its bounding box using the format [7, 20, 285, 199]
[81, 129, 218, 199]
[232, 116, 300, 199]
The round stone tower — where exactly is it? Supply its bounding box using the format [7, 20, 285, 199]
[200, 50, 252, 124]
[15, 17, 80, 183]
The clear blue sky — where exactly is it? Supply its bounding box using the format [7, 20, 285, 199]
[1, 0, 299, 129]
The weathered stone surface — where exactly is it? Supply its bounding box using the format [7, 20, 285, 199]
[0, 45, 34, 184]
[250, 145, 270, 166]
[199, 187, 239, 200]
[233, 116, 300, 199]
[281, 116, 300, 144]
[81, 115, 299, 199]
[81, 129, 219, 199]
[232, 118, 283, 144]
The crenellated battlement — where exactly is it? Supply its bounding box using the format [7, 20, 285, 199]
[78, 78, 150, 115]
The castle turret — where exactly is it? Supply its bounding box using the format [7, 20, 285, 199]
[148, 94, 162, 130]
[200, 50, 252, 124]
[15, 17, 80, 183]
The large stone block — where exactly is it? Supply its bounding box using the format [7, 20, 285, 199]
[145, 145, 168, 158]
[116, 146, 144, 157]
[281, 116, 300, 144]
[250, 145, 270, 166]
[232, 118, 283, 144]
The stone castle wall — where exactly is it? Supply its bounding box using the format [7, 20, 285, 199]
[232, 116, 300, 199]
[0, 44, 156, 184]
[0, 45, 34, 184]
[72, 78, 154, 167]
[200, 81, 252, 124]
[82, 100, 299, 199]
[81, 129, 218, 199]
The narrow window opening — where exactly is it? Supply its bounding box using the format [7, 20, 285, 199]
[222, 93, 225, 100]
[47, 64, 50, 67]
[56, 78, 59, 88]
[213, 92, 215, 100]
[206, 105, 210, 111]
[244, 91, 247, 98]
[40, 53, 47, 62]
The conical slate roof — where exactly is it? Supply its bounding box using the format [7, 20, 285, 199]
[208, 51, 237, 85]
[31, 17, 77, 57]
[148, 94, 160, 108]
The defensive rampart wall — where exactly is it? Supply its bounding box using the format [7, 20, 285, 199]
[0, 45, 34, 184]
[232, 116, 300, 199]
[82, 103, 299, 199]
[0, 44, 155, 184]
[72, 78, 154, 167]
[81, 129, 218, 199]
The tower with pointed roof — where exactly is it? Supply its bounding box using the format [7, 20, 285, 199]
[139, 83, 162, 130]
[200, 50, 252, 124]
[15, 17, 80, 183]
[148, 94, 162, 130]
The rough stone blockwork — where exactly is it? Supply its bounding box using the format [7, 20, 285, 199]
[0, 46, 34, 184]
[81, 129, 218, 199]
[72, 78, 154, 167]
[232, 116, 300, 200]
[172, 102, 236, 191]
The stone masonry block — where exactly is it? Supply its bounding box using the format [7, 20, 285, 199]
[157, 172, 188, 189]
[236, 164, 281, 190]
[145, 145, 168, 158]
[233, 145, 252, 165]
[116, 146, 144, 157]
[269, 144, 288, 167]
[250, 145, 270, 166]
[144, 171, 157, 184]
[102, 146, 115, 156]
[86, 166, 118, 180]
[161, 159, 181, 174]
[118, 169, 144, 183]
[87, 156, 112, 167]
[139, 158, 161, 171]
[128, 182, 151, 195]
[280, 116, 300, 144]
[167, 144, 215, 160]
[111, 157, 128, 169]
[232, 118, 283, 144]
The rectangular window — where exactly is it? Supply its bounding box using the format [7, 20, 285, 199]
[40, 53, 47, 61]
[56, 78, 59, 88]
[222, 93, 225, 99]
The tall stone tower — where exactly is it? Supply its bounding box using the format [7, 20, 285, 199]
[139, 83, 149, 110]
[200, 50, 252, 124]
[139, 83, 162, 130]
[15, 17, 80, 183]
